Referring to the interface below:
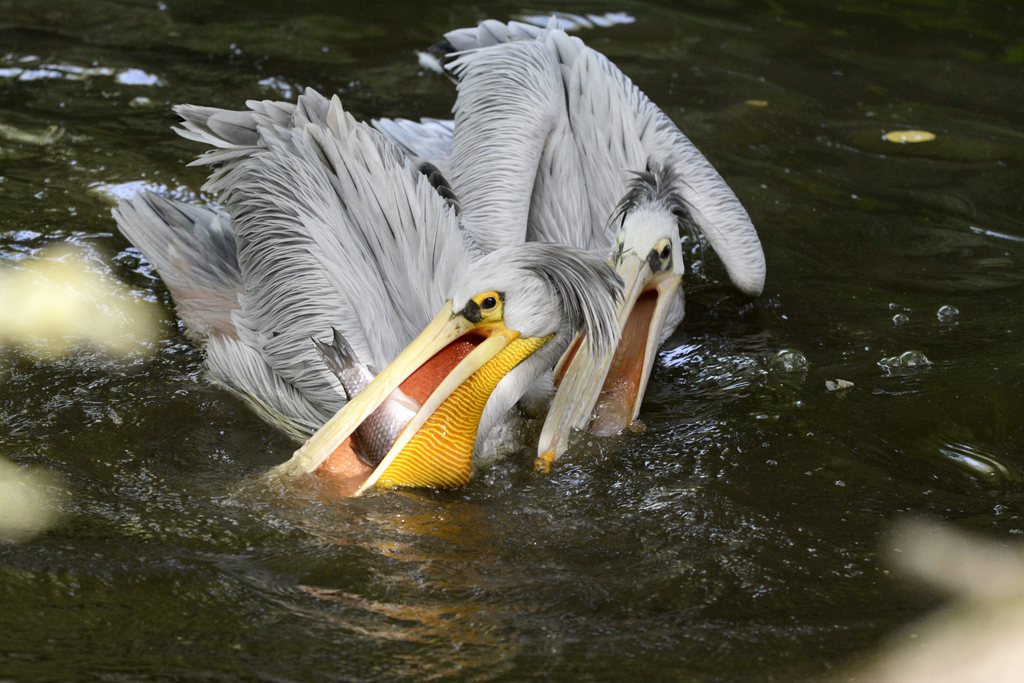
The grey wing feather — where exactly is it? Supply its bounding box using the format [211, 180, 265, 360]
[117, 89, 471, 438]
[444, 19, 544, 51]
[196, 91, 469, 418]
[173, 100, 295, 167]
[446, 24, 766, 295]
[113, 192, 241, 342]
[441, 13, 634, 53]
[563, 34, 766, 295]
[113, 193, 331, 435]
[447, 38, 580, 252]
[371, 117, 454, 177]
[206, 335, 327, 438]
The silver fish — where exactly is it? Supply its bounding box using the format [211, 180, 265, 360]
[312, 328, 419, 468]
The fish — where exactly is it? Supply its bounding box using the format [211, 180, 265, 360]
[312, 328, 419, 468]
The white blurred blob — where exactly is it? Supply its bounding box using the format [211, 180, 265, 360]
[834, 519, 1024, 683]
[89, 179, 157, 202]
[0, 245, 161, 359]
[0, 456, 63, 543]
[114, 67, 163, 87]
[416, 51, 443, 74]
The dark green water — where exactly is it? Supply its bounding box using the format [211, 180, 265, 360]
[2, 0, 1023, 680]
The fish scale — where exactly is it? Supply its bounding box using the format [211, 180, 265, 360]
[313, 328, 418, 468]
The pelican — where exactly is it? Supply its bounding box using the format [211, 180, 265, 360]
[374, 20, 766, 466]
[114, 88, 621, 495]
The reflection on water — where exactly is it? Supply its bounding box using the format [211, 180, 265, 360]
[971, 225, 1024, 245]
[0, 60, 162, 87]
[0, 0, 1022, 680]
[934, 439, 1022, 490]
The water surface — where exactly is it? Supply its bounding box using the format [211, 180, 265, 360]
[2, 0, 1023, 680]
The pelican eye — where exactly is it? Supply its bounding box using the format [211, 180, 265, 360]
[660, 244, 671, 260]
[466, 291, 504, 324]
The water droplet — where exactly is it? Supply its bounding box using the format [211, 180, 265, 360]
[937, 305, 959, 322]
[892, 313, 910, 325]
[769, 348, 808, 372]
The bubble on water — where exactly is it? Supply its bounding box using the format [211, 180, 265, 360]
[768, 348, 808, 373]
[937, 305, 960, 323]
[899, 350, 930, 367]
[879, 350, 932, 371]
[892, 313, 910, 326]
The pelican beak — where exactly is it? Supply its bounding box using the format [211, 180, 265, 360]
[272, 301, 551, 495]
[536, 248, 681, 469]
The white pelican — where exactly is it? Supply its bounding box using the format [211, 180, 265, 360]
[374, 20, 766, 466]
[114, 88, 621, 495]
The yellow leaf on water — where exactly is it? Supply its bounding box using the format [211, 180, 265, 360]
[883, 129, 936, 144]
[745, 99, 769, 108]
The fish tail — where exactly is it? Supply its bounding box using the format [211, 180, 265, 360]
[312, 327, 361, 401]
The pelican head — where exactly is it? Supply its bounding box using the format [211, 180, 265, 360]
[538, 164, 689, 466]
[275, 242, 621, 495]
